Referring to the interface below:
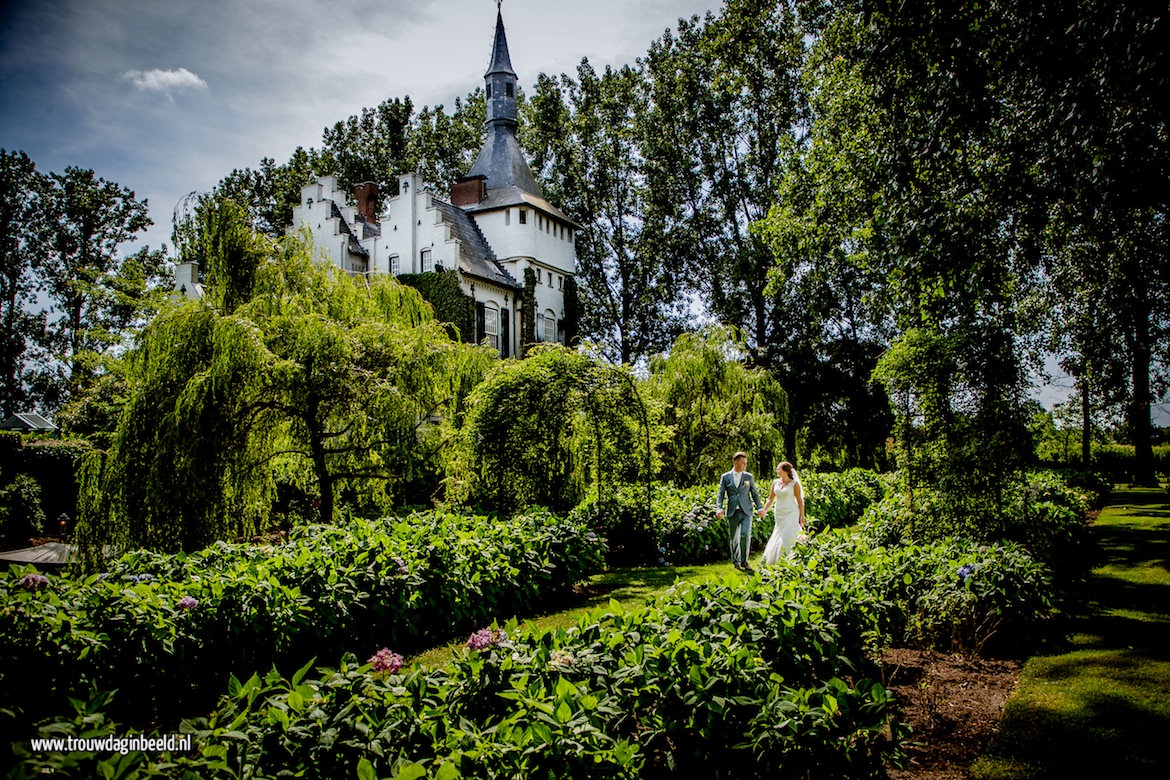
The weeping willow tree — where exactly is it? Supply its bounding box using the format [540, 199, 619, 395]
[446, 344, 649, 514]
[74, 197, 494, 568]
[645, 326, 788, 486]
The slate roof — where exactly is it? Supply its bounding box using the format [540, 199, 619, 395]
[486, 10, 516, 77]
[430, 198, 522, 290]
[462, 184, 581, 228]
[467, 122, 544, 198]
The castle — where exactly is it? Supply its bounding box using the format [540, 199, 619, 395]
[285, 9, 578, 356]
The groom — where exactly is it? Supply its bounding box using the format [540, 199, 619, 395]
[715, 451, 765, 572]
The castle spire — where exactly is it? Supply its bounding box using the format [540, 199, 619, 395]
[465, 5, 543, 197]
[484, 6, 517, 128]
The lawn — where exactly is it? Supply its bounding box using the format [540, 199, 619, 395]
[409, 559, 743, 667]
[971, 487, 1170, 779]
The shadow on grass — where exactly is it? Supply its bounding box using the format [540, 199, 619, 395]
[974, 489, 1170, 779]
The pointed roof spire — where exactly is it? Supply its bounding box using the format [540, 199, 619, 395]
[486, 5, 515, 78]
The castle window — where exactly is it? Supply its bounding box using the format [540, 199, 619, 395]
[505, 209, 511, 226]
[390, 254, 400, 275]
[519, 209, 527, 224]
[542, 309, 556, 342]
[486, 84, 492, 99]
[506, 82, 513, 97]
[421, 248, 433, 272]
[484, 305, 499, 350]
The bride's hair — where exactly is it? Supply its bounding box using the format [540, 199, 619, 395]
[777, 461, 796, 479]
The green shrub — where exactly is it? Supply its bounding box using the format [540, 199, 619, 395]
[0, 473, 45, 540]
[575, 470, 892, 566]
[0, 509, 604, 734]
[13, 571, 906, 779]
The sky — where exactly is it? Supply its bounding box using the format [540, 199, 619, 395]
[0, 0, 717, 252]
[1, 0, 1159, 421]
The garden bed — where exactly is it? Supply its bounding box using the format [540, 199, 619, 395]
[883, 648, 1021, 779]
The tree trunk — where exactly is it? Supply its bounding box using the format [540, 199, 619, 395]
[1080, 378, 1092, 467]
[1129, 311, 1157, 486]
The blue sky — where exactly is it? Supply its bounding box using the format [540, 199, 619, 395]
[0, 0, 716, 252]
[2, 0, 1154, 419]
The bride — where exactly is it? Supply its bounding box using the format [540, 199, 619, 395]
[761, 461, 805, 565]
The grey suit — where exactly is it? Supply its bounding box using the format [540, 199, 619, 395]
[717, 470, 763, 568]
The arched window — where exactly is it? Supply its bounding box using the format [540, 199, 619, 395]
[542, 309, 556, 342]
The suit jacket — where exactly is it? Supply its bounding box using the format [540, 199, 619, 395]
[717, 470, 763, 517]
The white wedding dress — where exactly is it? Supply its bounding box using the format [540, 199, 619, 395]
[763, 478, 802, 564]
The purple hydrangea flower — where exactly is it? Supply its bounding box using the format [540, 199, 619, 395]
[177, 595, 198, 610]
[19, 573, 49, 590]
[368, 647, 404, 673]
[466, 627, 507, 650]
[138, 573, 154, 583]
[393, 557, 409, 575]
[957, 563, 976, 583]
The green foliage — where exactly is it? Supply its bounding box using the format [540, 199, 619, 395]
[874, 325, 1033, 525]
[172, 193, 268, 313]
[0, 509, 604, 732]
[75, 214, 494, 564]
[857, 469, 1097, 594]
[0, 472, 44, 539]
[18, 163, 166, 414]
[0, 149, 46, 419]
[573, 470, 890, 566]
[396, 269, 476, 342]
[13, 569, 907, 779]
[645, 326, 787, 486]
[451, 345, 648, 514]
[0, 434, 91, 531]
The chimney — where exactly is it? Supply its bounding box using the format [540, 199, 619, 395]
[354, 182, 379, 222]
[451, 175, 487, 207]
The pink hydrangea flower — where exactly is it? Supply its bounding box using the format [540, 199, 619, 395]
[466, 627, 508, 650]
[368, 647, 404, 673]
[177, 595, 198, 610]
[19, 573, 49, 590]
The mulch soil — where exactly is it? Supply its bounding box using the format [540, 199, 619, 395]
[881, 647, 1021, 779]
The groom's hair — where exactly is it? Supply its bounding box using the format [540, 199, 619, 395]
[733, 451, 747, 462]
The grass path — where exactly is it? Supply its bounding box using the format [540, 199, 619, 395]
[409, 559, 745, 667]
[972, 487, 1170, 779]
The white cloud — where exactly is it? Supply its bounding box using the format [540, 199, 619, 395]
[123, 67, 208, 97]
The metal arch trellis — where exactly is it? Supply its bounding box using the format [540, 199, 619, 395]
[579, 362, 652, 532]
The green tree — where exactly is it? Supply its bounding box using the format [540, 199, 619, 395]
[524, 63, 688, 364]
[76, 207, 494, 565]
[31, 166, 166, 412]
[642, 0, 808, 363]
[449, 345, 648, 513]
[216, 147, 325, 236]
[408, 90, 485, 193]
[0, 150, 47, 418]
[644, 326, 788, 486]
[320, 97, 414, 210]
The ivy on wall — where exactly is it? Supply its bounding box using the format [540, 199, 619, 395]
[562, 275, 580, 346]
[397, 270, 476, 343]
[521, 268, 537, 356]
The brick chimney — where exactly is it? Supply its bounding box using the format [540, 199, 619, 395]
[354, 182, 379, 222]
[451, 175, 487, 207]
